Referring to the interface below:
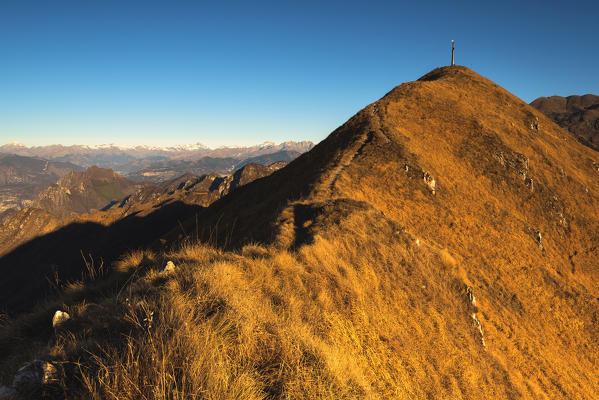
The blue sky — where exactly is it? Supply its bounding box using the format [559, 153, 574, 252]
[1, 0, 598, 147]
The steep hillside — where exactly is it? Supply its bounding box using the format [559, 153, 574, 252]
[154, 65, 599, 397]
[0, 154, 82, 212]
[0, 208, 60, 256]
[1, 66, 598, 399]
[31, 166, 140, 218]
[531, 94, 599, 151]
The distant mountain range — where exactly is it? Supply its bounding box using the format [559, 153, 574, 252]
[531, 94, 599, 151]
[0, 142, 313, 212]
[0, 141, 314, 173]
[126, 150, 301, 181]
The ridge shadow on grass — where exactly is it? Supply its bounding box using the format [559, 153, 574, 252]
[0, 201, 205, 316]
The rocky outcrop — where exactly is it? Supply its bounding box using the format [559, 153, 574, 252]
[31, 166, 140, 218]
[160, 261, 176, 274]
[111, 162, 287, 211]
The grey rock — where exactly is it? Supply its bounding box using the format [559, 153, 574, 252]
[529, 116, 539, 131]
[534, 230, 544, 250]
[423, 172, 436, 194]
[12, 360, 60, 396]
[465, 286, 476, 306]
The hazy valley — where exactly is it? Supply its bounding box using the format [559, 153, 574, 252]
[0, 142, 311, 213]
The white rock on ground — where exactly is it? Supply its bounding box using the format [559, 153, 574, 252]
[52, 310, 70, 329]
[161, 261, 176, 274]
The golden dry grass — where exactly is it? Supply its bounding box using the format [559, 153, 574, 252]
[0, 210, 490, 399]
[4, 203, 593, 399]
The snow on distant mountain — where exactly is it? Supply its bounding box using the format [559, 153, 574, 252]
[0, 141, 314, 172]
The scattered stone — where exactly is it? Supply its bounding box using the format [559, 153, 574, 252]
[524, 176, 534, 192]
[11, 360, 59, 396]
[494, 150, 534, 189]
[534, 230, 544, 250]
[161, 261, 176, 274]
[529, 116, 539, 131]
[512, 154, 529, 181]
[465, 286, 476, 306]
[51, 310, 70, 329]
[423, 172, 436, 194]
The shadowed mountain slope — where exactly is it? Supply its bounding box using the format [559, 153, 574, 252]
[1, 66, 598, 399]
[531, 94, 599, 151]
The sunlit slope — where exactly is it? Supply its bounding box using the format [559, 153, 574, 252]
[174, 65, 599, 397]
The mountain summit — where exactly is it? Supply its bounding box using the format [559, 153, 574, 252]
[168, 65, 599, 396]
[1, 66, 598, 398]
[197, 67, 599, 251]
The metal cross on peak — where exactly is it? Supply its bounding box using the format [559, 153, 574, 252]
[451, 40, 455, 66]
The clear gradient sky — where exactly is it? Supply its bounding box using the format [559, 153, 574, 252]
[1, 0, 598, 148]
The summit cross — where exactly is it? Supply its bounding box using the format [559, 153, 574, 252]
[451, 40, 455, 66]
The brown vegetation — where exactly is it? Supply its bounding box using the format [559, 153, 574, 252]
[531, 94, 599, 151]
